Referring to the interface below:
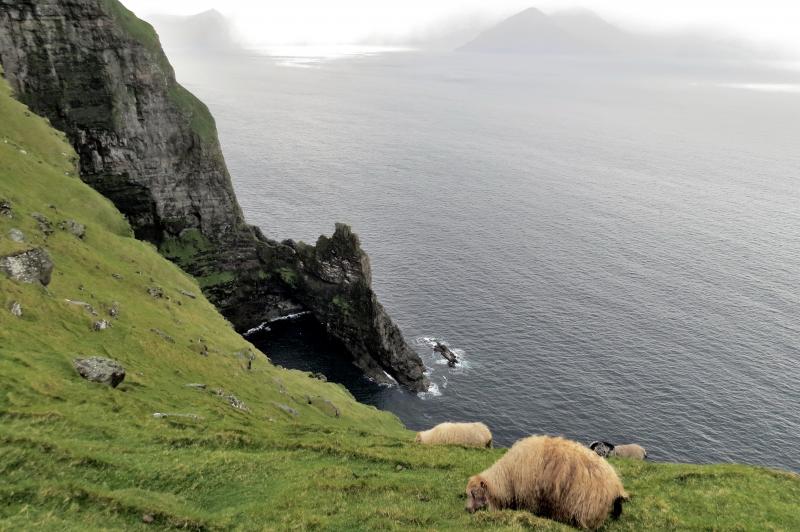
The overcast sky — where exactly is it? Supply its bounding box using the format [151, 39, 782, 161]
[121, 0, 800, 53]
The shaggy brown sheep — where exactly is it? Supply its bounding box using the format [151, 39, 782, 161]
[415, 422, 492, 448]
[466, 435, 628, 530]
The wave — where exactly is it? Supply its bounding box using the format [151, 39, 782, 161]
[243, 311, 312, 337]
[417, 381, 442, 399]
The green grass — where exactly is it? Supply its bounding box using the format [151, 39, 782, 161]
[277, 267, 299, 288]
[160, 228, 213, 268]
[167, 84, 220, 146]
[98, 0, 166, 63]
[99, 0, 219, 144]
[1, 72, 799, 530]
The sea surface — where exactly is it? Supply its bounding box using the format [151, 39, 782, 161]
[168, 48, 800, 472]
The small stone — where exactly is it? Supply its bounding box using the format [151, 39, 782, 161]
[396, 465, 405, 471]
[8, 228, 24, 242]
[9, 301, 22, 317]
[147, 286, 164, 298]
[58, 219, 86, 239]
[142, 514, 154, 524]
[111, 273, 123, 280]
[93, 320, 110, 331]
[309, 372, 327, 382]
[273, 402, 298, 417]
[73, 356, 125, 388]
[185, 383, 206, 390]
[215, 389, 249, 411]
[108, 302, 120, 317]
[179, 289, 197, 299]
[31, 213, 53, 236]
[0, 199, 12, 218]
[150, 328, 175, 343]
[0, 248, 54, 285]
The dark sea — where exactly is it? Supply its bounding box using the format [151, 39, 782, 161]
[169, 49, 800, 472]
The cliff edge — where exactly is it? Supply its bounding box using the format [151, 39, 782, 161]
[0, 0, 428, 391]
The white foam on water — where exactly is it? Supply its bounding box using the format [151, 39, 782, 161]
[243, 322, 271, 336]
[270, 311, 311, 323]
[244, 311, 311, 337]
[417, 381, 442, 399]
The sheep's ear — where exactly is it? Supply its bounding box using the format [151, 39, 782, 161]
[479, 479, 488, 490]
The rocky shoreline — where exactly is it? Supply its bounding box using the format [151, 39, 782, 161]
[0, 0, 428, 391]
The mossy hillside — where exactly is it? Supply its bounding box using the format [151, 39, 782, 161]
[2, 75, 800, 530]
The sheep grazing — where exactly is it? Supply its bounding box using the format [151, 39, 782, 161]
[415, 422, 492, 448]
[590, 441, 648, 460]
[466, 435, 628, 530]
[613, 443, 647, 460]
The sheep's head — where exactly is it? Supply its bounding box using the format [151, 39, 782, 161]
[465, 476, 489, 513]
[414, 433, 422, 443]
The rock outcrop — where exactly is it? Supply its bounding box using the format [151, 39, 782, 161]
[73, 356, 126, 387]
[0, 247, 53, 285]
[0, 0, 428, 391]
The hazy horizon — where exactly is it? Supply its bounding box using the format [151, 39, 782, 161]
[121, 0, 800, 56]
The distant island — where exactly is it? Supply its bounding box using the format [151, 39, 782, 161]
[147, 9, 242, 54]
[458, 6, 768, 61]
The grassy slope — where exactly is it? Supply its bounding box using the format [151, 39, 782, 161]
[1, 76, 799, 531]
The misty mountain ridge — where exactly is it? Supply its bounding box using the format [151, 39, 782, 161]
[458, 6, 776, 61]
[147, 9, 242, 54]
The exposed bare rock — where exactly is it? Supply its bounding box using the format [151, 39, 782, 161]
[73, 356, 125, 388]
[214, 389, 249, 411]
[0, 199, 12, 218]
[58, 219, 86, 239]
[150, 328, 175, 343]
[0, 248, 53, 285]
[9, 301, 22, 317]
[30, 213, 53, 236]
[147, 286, 165, 298]
[8, 228, 24, 242]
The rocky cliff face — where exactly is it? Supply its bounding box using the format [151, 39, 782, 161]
[0, 0, 428, 391]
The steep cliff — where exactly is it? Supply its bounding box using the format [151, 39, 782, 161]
[0, 0, 428, 391]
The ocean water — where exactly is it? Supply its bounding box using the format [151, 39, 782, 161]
[170, 50, 800, 472]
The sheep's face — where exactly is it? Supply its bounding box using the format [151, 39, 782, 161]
[465, 476, 489, 513]
[414, 433, 422, 443]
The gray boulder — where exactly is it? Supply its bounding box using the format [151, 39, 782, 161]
[31, 213, 54, 236]
[0, 199, 12, 218]
[9, 301, 22, 317]
[0, 248, 54, 285]
[8, 228, 24, 242]
[73, 356, 126, 388]
[59, 219, 86, 239]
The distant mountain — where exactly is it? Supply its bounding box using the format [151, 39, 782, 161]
[457, 6, 772, 61]
[148, 10, 241, 53]
[458, 7, 591, 54]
